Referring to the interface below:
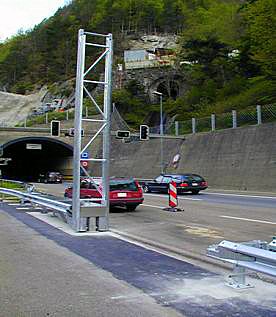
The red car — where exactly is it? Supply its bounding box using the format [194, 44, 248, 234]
[64, 177, 144, 211]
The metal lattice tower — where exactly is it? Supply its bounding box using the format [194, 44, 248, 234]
[72, 29, 113, 232]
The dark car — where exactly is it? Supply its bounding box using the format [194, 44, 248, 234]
[64, 177, 144, 211]
[142, 173, 208, 195]
[38, 172, 63, 183]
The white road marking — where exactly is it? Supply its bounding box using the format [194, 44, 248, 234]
[142, 203, 164, 209]
[207, 192, 276, 199]
[220, 215, 276, 225]
[145, 193, 202, 201]
[16, 207, 31, 210]
[8, 203, 22, 206]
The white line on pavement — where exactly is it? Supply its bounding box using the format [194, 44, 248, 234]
[142, 203, 164, 209]
[220, 215, 276, 225]
[16, 207, 31, 210]
[145, 193, 202, 201]
[207, 192, 276, 199]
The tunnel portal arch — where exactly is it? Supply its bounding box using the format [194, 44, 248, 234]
[1, 137, 73, 181]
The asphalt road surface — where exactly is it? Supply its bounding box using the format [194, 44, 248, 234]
[35, 183, 276, 260]
[1, 186, 276, 317]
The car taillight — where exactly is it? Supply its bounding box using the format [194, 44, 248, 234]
[110, 192, 117, 199]
[131, 191, 143, 198]
[135, 181, 143, 195]
[180, 183, 188, 187]
[201, 181, 208, 186]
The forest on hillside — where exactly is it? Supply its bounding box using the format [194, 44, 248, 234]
[0, 0, 275, 125]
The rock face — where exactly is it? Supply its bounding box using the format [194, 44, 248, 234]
[0, 89, 46, 126]
[128, 34, 178, 50]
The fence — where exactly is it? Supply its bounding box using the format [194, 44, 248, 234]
[1, 103, 276, 135]
[166, 104, 276, 136]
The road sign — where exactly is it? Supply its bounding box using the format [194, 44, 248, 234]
[81, 151, 89, 159]
[81, 161, 88, 168]
[69, 128, 84, 137]
[26, 143, 42, 150]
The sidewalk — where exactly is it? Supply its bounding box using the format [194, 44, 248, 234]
[1, 202, 276, 317]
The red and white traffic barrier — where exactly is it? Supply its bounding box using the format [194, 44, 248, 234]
[163, 181, 183, 212]
[169, 181, 178, 208]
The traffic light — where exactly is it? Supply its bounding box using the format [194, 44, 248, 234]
[51, 120, 60, 137]
[116, 130, 130, 139]
[140, 125, 149, 140]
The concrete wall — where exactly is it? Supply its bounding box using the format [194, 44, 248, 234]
[107, 123, 276, 192]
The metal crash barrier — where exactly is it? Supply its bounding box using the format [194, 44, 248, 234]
[0, 186, 106, 232]
[207, 240, 276, 289]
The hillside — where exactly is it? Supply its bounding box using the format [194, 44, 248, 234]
[0, 0, 275, 128]
[0, 90, 45, 126]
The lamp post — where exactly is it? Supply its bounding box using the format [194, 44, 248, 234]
[153, 91, 164, 174]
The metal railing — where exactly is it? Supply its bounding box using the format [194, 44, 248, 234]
[161, 104, 276, 136]
[0, 185, 100, 231]
[207, 240, 276, 289]
[0, 187, 70, 214]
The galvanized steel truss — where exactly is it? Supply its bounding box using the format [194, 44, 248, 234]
[72, 29, 113, 232]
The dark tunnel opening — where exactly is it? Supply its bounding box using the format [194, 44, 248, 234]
[1, 137, 73, 181]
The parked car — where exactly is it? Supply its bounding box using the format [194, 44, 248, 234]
[142, 173, 208, 195]
[64, 177, 144, 211]
[38, 172, 63, 183]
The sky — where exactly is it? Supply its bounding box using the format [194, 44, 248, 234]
[0, 0, 69, 42]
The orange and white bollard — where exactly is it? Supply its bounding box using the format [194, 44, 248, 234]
[163, 181, 184, 212]
[169, 181, 178, 208]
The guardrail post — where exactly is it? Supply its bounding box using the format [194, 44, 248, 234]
[257, 105, 262, 125]
[45, 113, 48, 124]
[175, 121, 179, 136]
[24, 118, 27, 128]
[211, 114, 216, 131]
[66, 110, 69, 120]
[192, 118, 196, 134]
[228, 265, 249, 289]
[232, 110, 237, 128]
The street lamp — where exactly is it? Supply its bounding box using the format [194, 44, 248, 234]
[153, 91, 164, 174]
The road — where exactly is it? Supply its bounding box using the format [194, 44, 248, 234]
[34, 183, 276, 260]
[1, 185, 276, 316]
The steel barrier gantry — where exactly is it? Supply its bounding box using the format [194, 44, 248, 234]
[207, 240, 276, 289]
[72, 29, 113, 233]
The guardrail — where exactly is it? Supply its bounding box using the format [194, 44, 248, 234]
[0, 187, 70, 213]
[207, 240, 276, 289]
[0, 186, 106, 231]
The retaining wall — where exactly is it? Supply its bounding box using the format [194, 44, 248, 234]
[106, 122, 276, 192]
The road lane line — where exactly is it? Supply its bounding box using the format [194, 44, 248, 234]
[16, 207, 31, 210]
[145, 193, 202, 201]
[207, 192, 276, 199]
[142, 203, 164, 209]
[220, 215, 276, 225]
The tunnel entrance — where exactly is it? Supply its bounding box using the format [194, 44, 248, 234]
[156, 80, 179, 100]
[1, 137, 73, 181]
